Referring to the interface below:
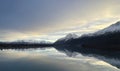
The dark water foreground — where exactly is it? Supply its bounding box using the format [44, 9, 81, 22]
[0, 45, 120, 71]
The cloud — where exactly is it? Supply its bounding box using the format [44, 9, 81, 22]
[0, 0, 120, 41]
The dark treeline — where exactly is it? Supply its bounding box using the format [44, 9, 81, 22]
[0, 42, 54, 50]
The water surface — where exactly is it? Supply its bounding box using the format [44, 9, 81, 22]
[0, 48, 119, 71]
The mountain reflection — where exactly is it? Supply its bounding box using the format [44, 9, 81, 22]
[54, 45, 120, 69]
[0, 45, 120, 70]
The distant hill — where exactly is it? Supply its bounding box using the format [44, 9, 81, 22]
[0, 40, 53, 49]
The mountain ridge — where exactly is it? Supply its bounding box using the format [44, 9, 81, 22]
[54, 21, 120, 50]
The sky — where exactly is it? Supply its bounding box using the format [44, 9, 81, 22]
[0, 0, 120, 42]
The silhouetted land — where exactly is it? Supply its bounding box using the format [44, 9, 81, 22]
[54, 31, 120, 51]
[0, 42, 54, 50]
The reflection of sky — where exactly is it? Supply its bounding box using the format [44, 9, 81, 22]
[0, 0, 120, 41]
[0, 48, 119, 71]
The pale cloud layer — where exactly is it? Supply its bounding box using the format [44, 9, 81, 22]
[0, 0, 120, 41]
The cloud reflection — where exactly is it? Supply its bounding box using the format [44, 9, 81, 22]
[0, 48, 119, 71]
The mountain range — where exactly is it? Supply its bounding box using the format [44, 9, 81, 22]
[54, 21, 120, 51]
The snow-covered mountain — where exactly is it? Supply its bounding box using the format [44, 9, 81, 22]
[95, 21, 120, 35]
[55, 33, 78, 43]
[9, 40, 52, 44]
[55, 21, 120, 46]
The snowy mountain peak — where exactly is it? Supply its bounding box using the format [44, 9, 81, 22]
[65, 33, 78, 39]
[64, 33, 78, 41]
[95, 21, 120, 35]
[111, 21, 120, 26]
[55, 33, 78, 43]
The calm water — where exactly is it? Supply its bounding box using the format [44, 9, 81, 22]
[0, 48, 119, 71]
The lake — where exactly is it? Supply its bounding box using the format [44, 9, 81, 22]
[0, 48, 119, 71]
